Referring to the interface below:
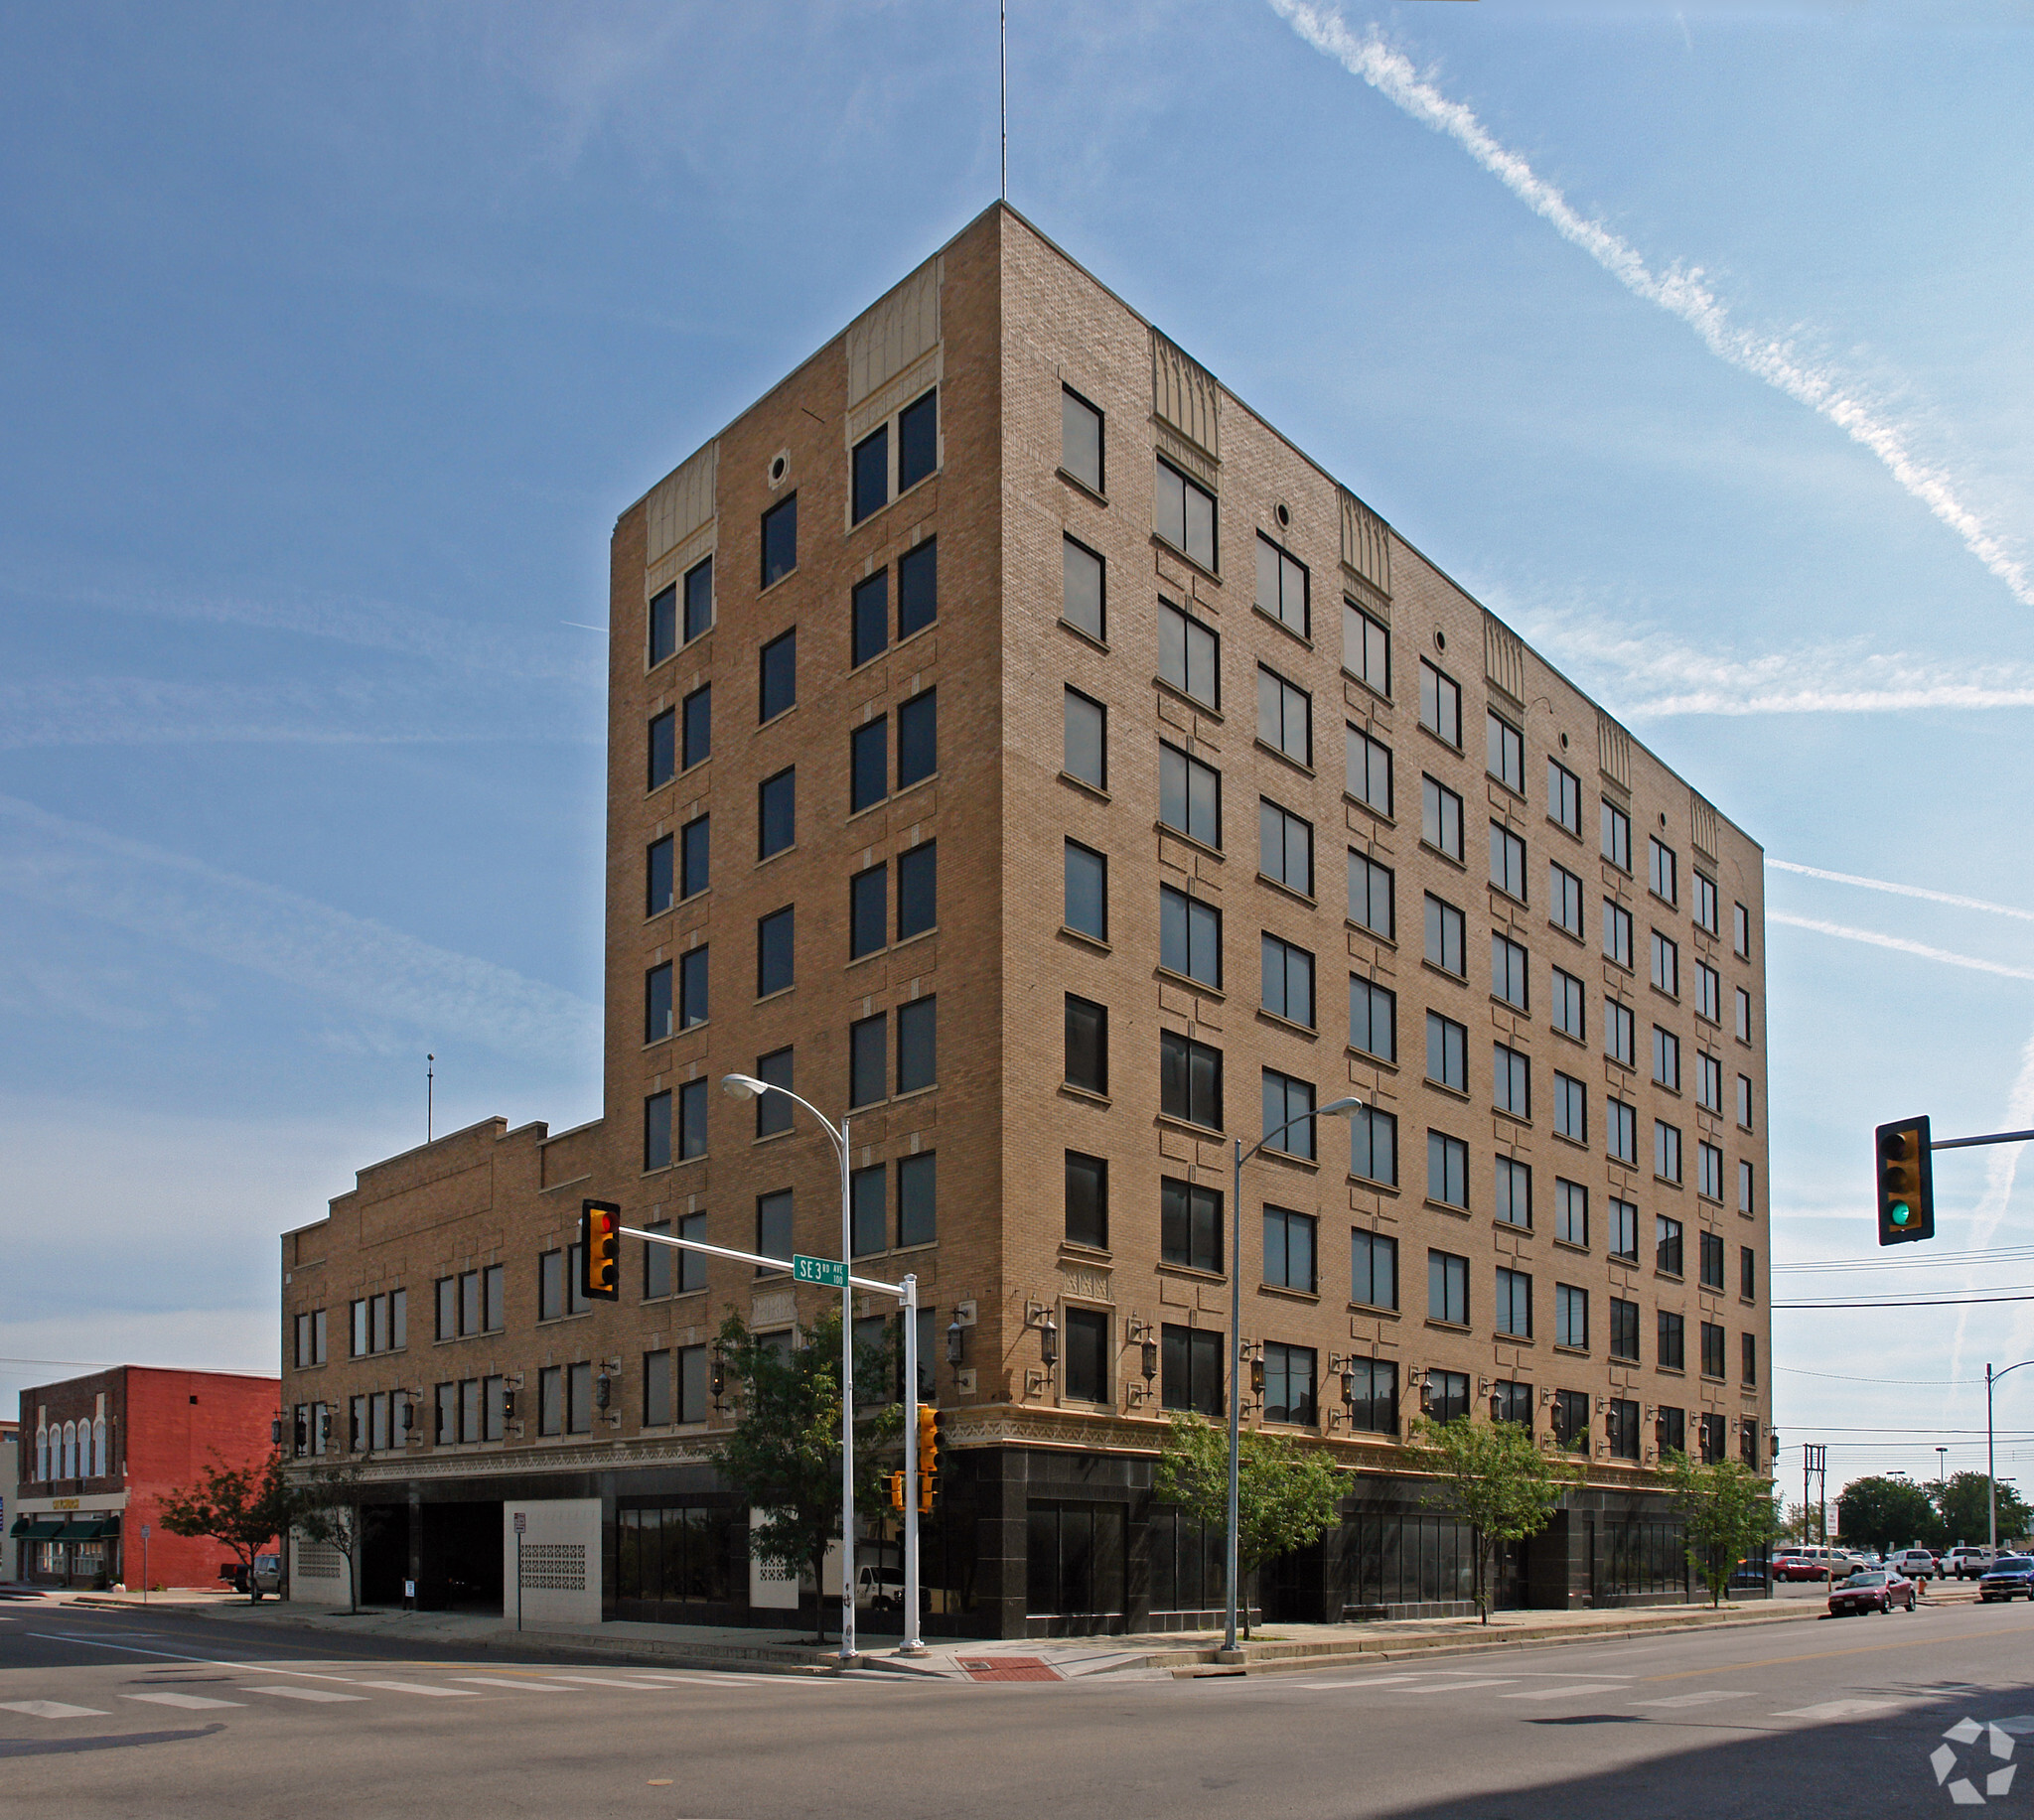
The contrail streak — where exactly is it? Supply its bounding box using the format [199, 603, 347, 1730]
[1772, 860, 2034, 925]
[1269, 2, 2033, 608]
[1769, 911, 2034, 982]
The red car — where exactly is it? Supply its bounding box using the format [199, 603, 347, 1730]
[1827, 1568, 1917, 1616]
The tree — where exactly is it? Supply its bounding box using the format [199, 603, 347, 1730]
[1835, 1473, 1942, 1555]
[1415, 1417, 1580, 1624]
[1664, 1454, 1780, 1606]
[1936, 1471, 2031, 1549]
[293, 1462, 374, 1613]
[1152, 1413, 1341, 1640]
[706, 1306, 904, 1644]
[159, 1450, 300, 1602]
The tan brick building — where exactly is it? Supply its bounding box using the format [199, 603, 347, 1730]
[279, 203, 1771, 1636]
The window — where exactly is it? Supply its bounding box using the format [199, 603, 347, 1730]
[1556, 1284, 1588, 1350]
[850, 863, 887, 960]
[1733, 902, 1751, 958]
[1261, 1342, 1317, 1425]
[1418, 660, 1461, 747]
[1609, 1298, 1640, 1362]
[676, 1078, 706, 1161]
[1699, 1228, 1725, 1290]
[1261, 934, 1314, 1027]
[678, 946, 707, 1031]
[1352, 1228, 1397, 1310]
[1349, 974, 1396, 1062]
[852, 571, 888, 667]
[1493, 1044, 1530, 1119]
[1161, 1177, 1223, 1273]
[649, 708, 675, 790]
[1601, 799, 1631, 872]
[1556, 1178, 1588, 1247]
[644, 1349, 673, 1427]
[1490, 823, 1526, 901]
[1693, 871, 1718, 934]
[1649, 837, 1677, 906]
[1345, 600, 1390, 694]
[1604, 900, 1633, 968]
[1739, 1159, 1755, 1213]
[677, 553, 712, 643]
[1657, 1213, 1684, 1276]
[1741, 1332, 1757, 1388]
[1160, 884, 1222, 986]
[1066, 1152, 1108, 1250]
[645, 962, 672, 1043]
[1493, 933, 1529, 1010]
[851, 716, 888, 813]
[1065, 995, 1107, 1095]
[897, 538, 938, 639]
[897, 688, 937, 788]
[1492, 1379, 1532, 1428]
[643, 1219, 673, 1300]
[1262, 1070, 1316, 1159]
[1607, 1096, 1638, 1166]
[1735, 1072, 1753, 1128]
[647, 835, 674, 915]
[1257, 666, 1311, 765]
[1264, 1206, 1317, 1293]
[1658, 1311, 1685, 1371]
[1161, 1031, 1223, 1129]
[897, 995, 936, 1094]
[1609, 1196, 1638, 1261]
[1495, 1267, 1532, 1338]
[1553, 1071, 1586, 1143]
[537, 1366, 561, 1437]
[1698, 1141, 1723, 1201]
[1062, 385, 1103, 491]
[851, 1164, 886, 1256]
[1551, 1388, 1590, 1451]
[1351, 1105, 1398, 1187]
[760, 630, 796, 721]
[1424, 894, 1465, 975]
[1251, 537, 1310, 639]
[1421, 776, 1463, 860]
[1064, 1307, 1111, 1404]
[680, 815, 709, 900]
[1694, 1051, 1722, 1111]
[1159, 600, 1219, 706]
[1163, 1323, 1225, 1417]
[1259, 800, 1313, 895]
[1426, 1012, 1467, 1091]
[1605, 998, 1635, 1069]
[758, 768, 796, 858]
[436, 1278, 458, 1341]
[746, 1050, 793, 1143]
[1655, 1120, 1682, 1183]
[1700, 1322, 1726, 1380]
[1547, 759, 1580, 835]
[566, 1361, 593, 1435]
[1155, 458, 1217, 569]
[537, 1251, 565, 1323]
[1495, 1156, 1532, 1229]
[1550, 966, 1583, 1039]
[681, 683, 711, 770]
[1695, 961, 1720, 1024]
[1424, 1370, 1471, 1426]
[1608, 1397, 1641, 1462]
[852, 422, 888, 522]
[757, 1190, 793, 1266]
[1428, 1250, 1469, 1325]
[1651, 930, 1679, 997]
[897, 839, 937, 939]
[1347, 1357, 1398, 1434]
[761, 493, 797, 587]
[1349, 852, 1395, 939]
[1549, 862, 1583, 938]
[757, 906, 794, 997]
[849, 1013, 887, 1108]
[1064, 687, 1106, 788]
[1735, 986, 1752, 1042]
[1161, 744, 1222, 848]
[1741, 1245, 1757, 1302]
[1653, 1026, 1680, 1091]
[898, 388, 937, 490]
[1064, 840, 1107, 940]
[649, 583, 677, 667]
[1347, 725, 1392, 815]
[1485, 712, 1525, 795]
[1427, 1132, 1469, 1209]
[644, 1091, 672, 1172]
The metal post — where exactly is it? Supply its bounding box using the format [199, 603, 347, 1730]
[999, 0, 1007, 201]
[516, 1525, 523, 1632]
[1225, 1137, 1244, 1653]
[902, 1273, 924, 1653]
[838, 1112, 855, 1663]
[1989, 1364, 1997, 1553]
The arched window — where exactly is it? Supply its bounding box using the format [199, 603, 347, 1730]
[92, 1417, 107, 1477]
[61, 1421, 75, 1478]
[35, 1425, 48, 1480]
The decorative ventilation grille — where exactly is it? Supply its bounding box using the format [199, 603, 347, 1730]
[1151, 329, 1221, 462]
[297, 1542, 344, 1580]
[1690, 794, 1720, 861]
[1598, 715, 1633, 792]
[645, 441, 717, 567]
[1341, 490, 1390, 600]
[519, 1542, 587, 1592]
[848, 258, 942, 409]
[1484, 614, 1526, 704]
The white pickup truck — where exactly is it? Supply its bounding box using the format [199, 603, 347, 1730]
[1945, 1546, 1996, 1580]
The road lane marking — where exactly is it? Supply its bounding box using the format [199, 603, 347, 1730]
[1500, 1684, 1627, 1701]
[1775, 1698, 1916, 1720]
[124, 1692, 245, 1711]
[244, 1686, 367, 1703]
[1289, 1675, 1440, 1690]
[1634, 1691, 1758, 1709]
[351, 1681, 481, 1698]
[446, 1678, 584, 1693]
[1377, 1678, 1517, 1693]
[546, 1674, 687, 1690]
[25, 1633, 385, 1688]
[0, 1700, 109, 1719]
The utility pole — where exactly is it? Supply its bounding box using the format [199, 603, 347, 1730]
[426, 1053, 434, 1143]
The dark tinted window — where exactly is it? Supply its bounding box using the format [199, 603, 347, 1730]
[759, 769, 796, 857]
[755, 1047, 794, 1138]
[898, 539, 937, 638]
[683, 556, 713, 641]
[851, 718, 887, 813]
[678, 947, 708, 1030]
[897, 689, 937, 788]
[677, 1078, 707, 1160]
[1064, 1307, 1109, 1404]
[1062, 387, 1103, 492]
[1162, 1323, 1225, 1417]
[850, 864, 887, 959]
[852, 571, 887, 666]
[647, 835, 673, 915]
[898, 389, 938, 490]
[849, 1014, 886, 1108]
[852, 424, 888, 523]
[649, 584, 677, 665]
[645, 962, 671, 1043]
[1065, 840, 1106, 940]
[762, 494, 798, 587]
[1064, 536, 1104, 640]
[1161, 1177, 1223, 1272]
[679, 814, 709, 899]
[644, 1091, 672, 1171]
[897, 996, 937, 1093]
[760, 630, 796, 721]
[1160, 1031, 1222, 1129]
[898, 1153, 936, 1246]
[1159, 883, 1221, 986]
[757, 907, 794, 997]
[649, 709, 675, 789]
[1065, 995, 1107, 1095]
[1066, 1152, 1107, 1249]
[898, 840, 937, 938]
[681, 684, 710, 770]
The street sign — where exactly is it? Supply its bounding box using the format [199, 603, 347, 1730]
[793, 1253, 848, 1288]
[513, 1511, 526, 1533]
[141, 1524, 151, 1539]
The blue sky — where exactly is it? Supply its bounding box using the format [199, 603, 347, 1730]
[3, 1, 2031, 1507]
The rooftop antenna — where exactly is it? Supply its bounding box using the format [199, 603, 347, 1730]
[1000, 1, 1007, 201]
[427, 1053, 435, 1143]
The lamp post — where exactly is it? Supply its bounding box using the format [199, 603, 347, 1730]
[1938, 1446, 1949, 1489]
[1985, 1360, 2034, 1553]
[1224, 1094, 1363, 1655]
[721, 1073, 859, 1661]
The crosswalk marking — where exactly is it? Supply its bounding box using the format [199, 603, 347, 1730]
[0, 1700, 108, 1719]
[124, 1691, 245, 1710]
[245, 1686, 368, 1703]
[446, 1678, 583, 1693]
[1775, 1698, 1911, 1721]
[1633, 1691, 1757, 1709]
[547, 1674, 684, 1690]
[350, 1680, 481, 1698]
[1500, 1684, 1627, 1702]
[1380, 1677, 1516, 1693]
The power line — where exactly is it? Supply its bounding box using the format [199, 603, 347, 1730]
[1775, 1247, 2034, 1275]
[1775, 1364, 1967, 1386]
[1774, 1290, 2034, 1310]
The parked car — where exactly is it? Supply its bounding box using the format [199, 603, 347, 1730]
[1887, 1548, 1941, 1582]
[1828, 1568, 1917, 1616]
[1978, 1556, 2034, 1603]
[1776, 1547, 1841, 1582]
[1946, 1546, 1996, 1580]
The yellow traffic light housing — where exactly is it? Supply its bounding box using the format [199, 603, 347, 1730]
[580, 1199, 622, 1300]
[888, 1470, 906, 1512]
[915, 1404, 941, 1480]
[1876, 1117, 1935, 1246]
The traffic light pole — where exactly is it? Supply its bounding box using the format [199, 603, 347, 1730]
[901, 1273, 925, 1655]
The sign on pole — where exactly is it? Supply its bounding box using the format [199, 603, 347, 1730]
[793, 1254, 849, 1288]
[512, 1511, 526, 1534]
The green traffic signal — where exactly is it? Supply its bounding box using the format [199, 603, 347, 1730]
[1891, 1202, 1912, 1226]
[1875, 1116, 1935, 1246]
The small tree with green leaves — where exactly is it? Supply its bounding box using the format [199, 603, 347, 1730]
[1663, 1454, 1779, 1606]
[706, 1306, 904, 1644]
[1935, 1471, 2029, 1551]
[159, 1449, 300, 1602]
[293, 1461, 375, 1613]
[1415, 1417, 1580, 1624]
[1152, 1413, 1342, 1640]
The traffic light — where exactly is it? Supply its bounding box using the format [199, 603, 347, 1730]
[580, 1199, 622, 1301]
[1876, 1116, 1935, 1245]
[889, 1470, 906, 1512]
[916, 1404, 941, 1479]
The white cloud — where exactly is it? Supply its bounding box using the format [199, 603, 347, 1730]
[1269, 1, 2034, 608]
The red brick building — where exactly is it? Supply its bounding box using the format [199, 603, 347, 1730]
[12, 1367, 280, 1590]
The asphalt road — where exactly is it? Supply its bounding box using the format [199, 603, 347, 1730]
[7, 1597, 2034, 1818]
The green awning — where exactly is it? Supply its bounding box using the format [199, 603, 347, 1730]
[19, 1518, 66, 1541]
[52, 1519, 105, 1542]
[7, 1515, 33, 1538]
[76, 1517, 123, 1539]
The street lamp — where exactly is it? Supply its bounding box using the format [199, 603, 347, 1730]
[721, 1072, 859, 1661]
[1986, 1361, 2034, 1553]
[1938, 1446, 1950, 1489]
[1224, 1094, 1363, 1655]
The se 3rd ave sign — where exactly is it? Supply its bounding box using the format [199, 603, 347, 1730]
[793, 1253, 849, 1288]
